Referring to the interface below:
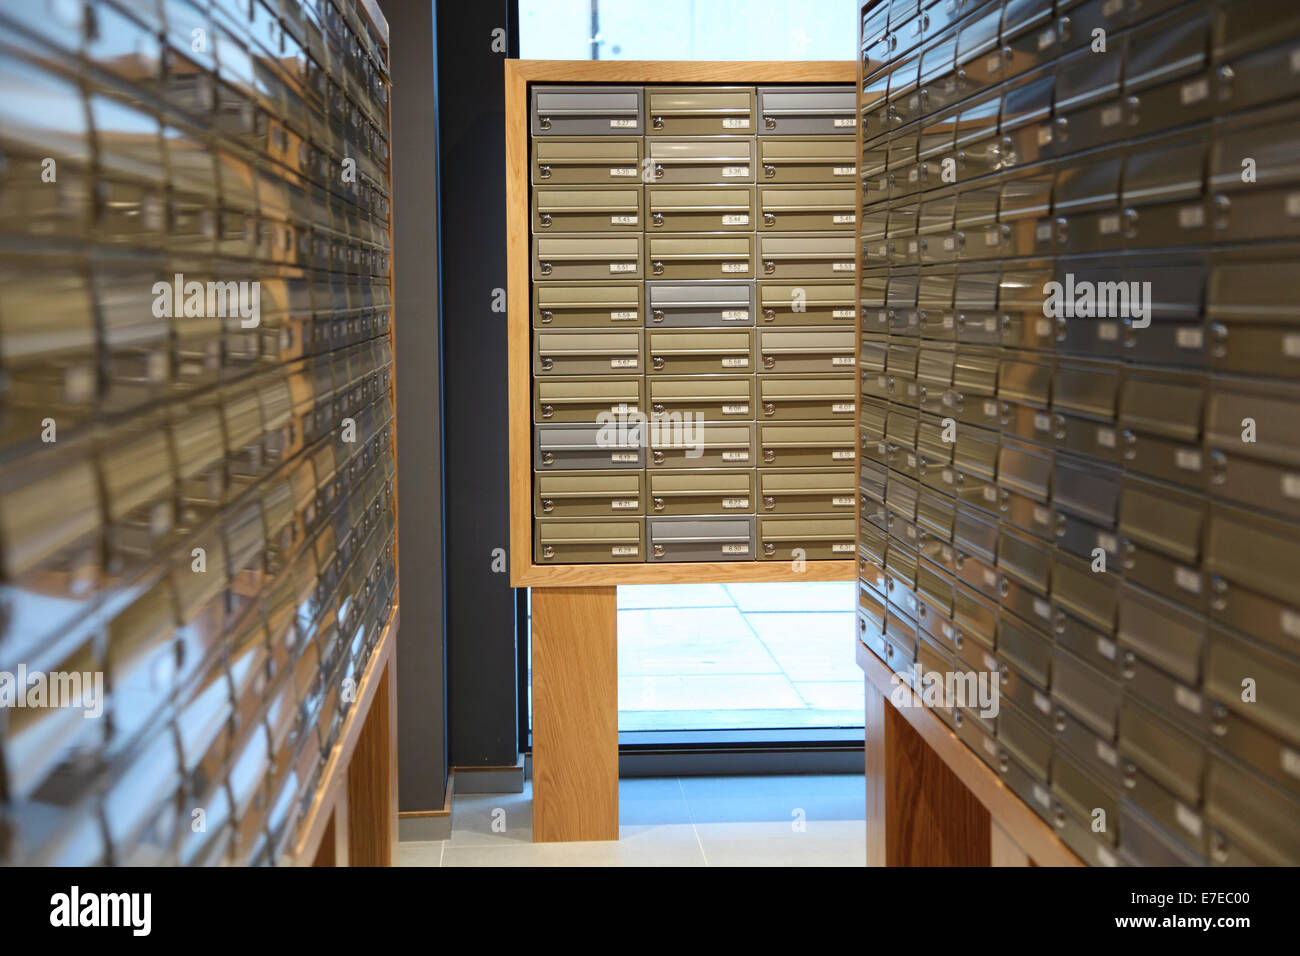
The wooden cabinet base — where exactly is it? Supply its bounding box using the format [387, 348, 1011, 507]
[297, 608, 401, 865]
[858, 640, 1082, 867]
[532, 585, 620, 842]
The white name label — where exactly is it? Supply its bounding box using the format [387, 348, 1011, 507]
[832, 543, 855, 552]
[832, 496, 854, 507]
[611, 310, 638, 321]
[610, 167, 638, 177]
[722, 214, 750, 225]
[832, 309, 856, 318]
[610, 358, 638, 368]
[832, 450, 854, 460]
[721, 309, 749, 321]
[832, 214, 857, 224]
[721, 357, 749, 368]
[833, 166, 857, 176]
[612, 545, 639, 555]
[610, 119, 637, 128]
[722, 118, 751, 129]
[721, 403, 750, 415]
[722, 498, 750, 509]
[611, 499, 639, 509]
[833, 118, 855, 127]
[832, 403, 856, 414]
[831, 356, 856, 366]
[611, 215, 638, 225]
[1179, 204, 1206, 229]
[722, 451, 750, 462]
[610, 262, 637, 273]
[611, 453, 639, 463]
[832, 262, 856, 272]
[722, 262, 749, 273]
[722, 543, 751, 554]
[1175, 566, 1201, 594]
[722, 166, 750, 177]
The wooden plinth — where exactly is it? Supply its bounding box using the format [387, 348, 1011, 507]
[531, 586, 620, 842]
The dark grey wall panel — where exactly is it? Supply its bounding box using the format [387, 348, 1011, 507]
[390, 0, 449, 811]
[435, 0, 520, 766]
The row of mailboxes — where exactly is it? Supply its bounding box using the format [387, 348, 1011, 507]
[533, 468, 857, 517]
[532, 137, 858, 185]
[531, 86, 857, 137]
[535, 515, 856, 563]
[534, 420, 855, 470]
[531, 185, 857, 232]
[533, 373, 858, 422]
[857, 0, 1300, 866]
[532, 328, 857, 376]
[531, 281, 858, 328]
[532, 234, 857, 280]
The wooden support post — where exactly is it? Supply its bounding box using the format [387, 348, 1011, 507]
[347, 655, 399, 865]
[531, 585, 619, 842]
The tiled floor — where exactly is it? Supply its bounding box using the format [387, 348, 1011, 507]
[398, 774, 866, 867]
[615, 581, 863, 730]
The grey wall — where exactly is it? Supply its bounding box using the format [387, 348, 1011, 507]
[435, 0, 521, 766]
[389, 0, 449, 811]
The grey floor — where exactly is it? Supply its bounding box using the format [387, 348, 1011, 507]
[399, 774, 866, 866]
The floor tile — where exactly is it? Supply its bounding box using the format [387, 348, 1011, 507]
[619, 674, 804, 711]
[725, 581, 855, 613]
[441, 823, 705, 867]
[619, 776, 694, 825]
[618, 608, 779, 676]
[695, 819, 865, 867]
[397, 841, 443, 867]
[793, 680, 865, 710]
[617, 583, 735, 609]
[444, 788, 535, 845]
[744, 611, 858, 681]
[620, 707, 848, 731]
[679, 773, 865, 824]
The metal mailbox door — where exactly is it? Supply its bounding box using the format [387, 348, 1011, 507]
[535, 518, 644, 563]
[646, 186, 754, 233]
[532, 185, 643, 232]
[533, 281, 643, 328]
[647, 515, 755, 561]
[645, 86, 756, 136]
[758, 234, 856, 279]
[532, 137, 642, 185]
[647, 234, 753, 280]
[756, 86, 856, 135]
[532, 85, 643, 136]
[757, 515, 856, 560]
[758, 137, 856, 184]
[757, 186, 856, 232]
[646, 280, 754, 327]
[645, 327, 753, 375]
[758, 281, 856, 326]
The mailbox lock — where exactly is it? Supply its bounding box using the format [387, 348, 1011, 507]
[541, 452, 554, 465]
[1209, 321, 1228, 358]
[651, 212, 664, 227]
[1053, 611, 1067, 635]
[763, 542, 776, 556]
[1053, 807, 1067, 830]
[764, 116, 776, 130]
[1210, 831, 1230, 864]
[1120, 538, 1136, 571]
[540, 309, 553, 323]
[539, 213, 552, 228]
[539, 116, 552, 130]
[653, 164, 664, 179]
[652, 403, 666, 413]
[539, 261, 553, 276]
[651, 309, 665, 323]
[1211, 702, 1228, 737]
[1208, 449, 1227, 485]
[763, 164, 776, 179]
[859, 618, 867, 634]
[540, 357, 554, 371]
[998, 752, 1009, 774]
[763, 213, 776, 227]
[953, 632, 963, 650]
[652, 497, 666, 512]
[1054, 708, 1068, 734]
[762, 496, 776, 510]
[951, 709, 962, 727]
[763, 448, 776, 462]
[541, 498, 554, 513]
[652, 356, 665, 370]
[652, 450, 665, 464]
[762, 260, 776, 275]
[998, 575, 1010, 597]
[538, 164, 552, 179]
[652, 115, 665, 130]
[542, 545, 554, 558]
[653, 544, 666, 557]
[762, 354, 775, 369]
[762, 402, 776, 418]
[541, 404, 554, 418]
[998, 665, 1009, 687]
[652, 260, 665, 275]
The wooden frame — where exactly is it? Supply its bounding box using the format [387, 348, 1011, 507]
[505, 59, 858, 588]
[858, 639, 1083, 866]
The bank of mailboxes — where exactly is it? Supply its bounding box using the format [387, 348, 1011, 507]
[531, 82, 856, 563]
[0, 0, 396, 865]
[856, 0, 1300, 866]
